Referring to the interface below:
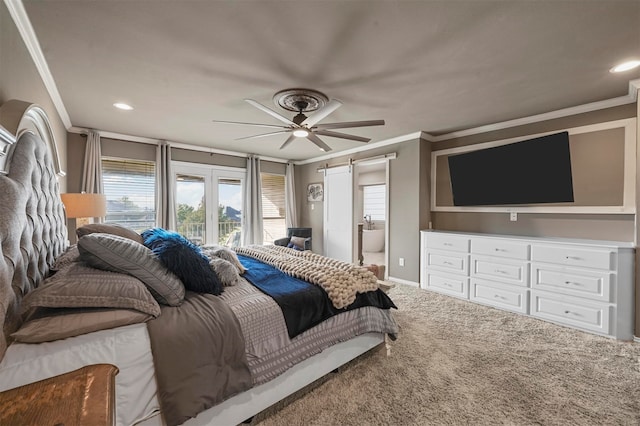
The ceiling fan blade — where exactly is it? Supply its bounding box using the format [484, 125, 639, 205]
[235, 130, 291, 141]
[315, 119, 385, 130]
[245, 99, 296, 125]
[212, 119, 288, 130]
[302, 99, 343, 127]
[314, 129, 371, 143]
[306, 133, 333, 152]
[279, 134, 297, 150]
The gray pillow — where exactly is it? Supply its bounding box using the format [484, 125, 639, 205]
[209, 257, 241, 286]
[76, 223, 144, 244]
[78, 233, 185, 306]
[289, 236, 308, 250]
[21, 263, 161, 317]
[12, 307, 152, 343]
[51, 245, 80, 271]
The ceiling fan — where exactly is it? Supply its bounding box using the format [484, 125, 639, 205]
[212, 88, 385, 152]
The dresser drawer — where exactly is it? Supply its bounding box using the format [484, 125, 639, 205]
[425, 251, 469, 275]
[470, 255, 529, 287]
[530, 290, 612, 336]
[531, 244, 614, 270]
[470, 278, 529, 314]
[531, 263, 612, 302]
[471, 238, 529, 260]
[424, 233, 470, 253]
[423, 271, 469, 299]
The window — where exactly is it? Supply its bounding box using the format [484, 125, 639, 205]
[261, 173, 286, 243]
[363, 184, 386, 221]
[102, 158, 156, 232]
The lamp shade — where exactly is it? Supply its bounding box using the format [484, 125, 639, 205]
[60, 193, 107, 219]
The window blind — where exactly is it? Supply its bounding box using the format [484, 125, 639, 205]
[261, 173, 286, 242]
[102, 158, 156, 232]
[363, 184, 386, 221]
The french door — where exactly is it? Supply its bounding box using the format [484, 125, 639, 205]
[172, 162, 245, 246]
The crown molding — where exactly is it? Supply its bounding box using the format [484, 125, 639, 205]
[68, 126, 288, 164]
[4, 0, 71, 128]
[426, 81, 639, 142]
[629, 78, 640, 101]
[293, 131, 423, 165]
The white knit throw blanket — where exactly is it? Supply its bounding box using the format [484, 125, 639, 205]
[233, 245, 379, 309]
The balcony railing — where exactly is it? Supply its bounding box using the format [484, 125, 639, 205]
[172, 219, 285, 247]
[177, 221, 241, 246]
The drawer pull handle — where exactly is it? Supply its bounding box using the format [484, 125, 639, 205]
[443, 243, 453, 246]
[494, 295, 505, 300]
[443, 282, 452, 287]
[564, 281, 580, 286]
[495, 269, 508, 274]
[443, 261, 453, 266]
[494, 248, 506, 252]
[565, 256, 581, 260]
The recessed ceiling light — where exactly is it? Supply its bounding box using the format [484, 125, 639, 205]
[293, 129, 309, 137]
[610, 60, 640, 73]
[113, 102, 134, 110]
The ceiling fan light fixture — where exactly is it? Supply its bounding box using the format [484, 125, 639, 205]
[293, 129, 309, 137]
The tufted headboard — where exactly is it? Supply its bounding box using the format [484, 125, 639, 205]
[0, 100, 67, 362]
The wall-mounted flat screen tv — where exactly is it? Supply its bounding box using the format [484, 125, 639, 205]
[447, 131, 574, 206]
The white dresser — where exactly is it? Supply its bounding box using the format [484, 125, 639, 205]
[420, 230, 635, 340]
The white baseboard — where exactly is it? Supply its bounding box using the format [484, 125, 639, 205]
[387, 276, 419, 287]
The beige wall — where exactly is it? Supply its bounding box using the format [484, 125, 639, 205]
[431, 104, 636, 241]
[65, 136, 287, 194]
[0, 2, 68, 191]
[435, 128, 626, 208]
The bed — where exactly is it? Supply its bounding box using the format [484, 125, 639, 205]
[0, 100, 398, 425]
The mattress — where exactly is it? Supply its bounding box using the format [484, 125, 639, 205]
[0, 278, 398, 425]
[0, 323, 160, 425]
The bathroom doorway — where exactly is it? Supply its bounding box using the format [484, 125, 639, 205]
[354, 160, 388, 277]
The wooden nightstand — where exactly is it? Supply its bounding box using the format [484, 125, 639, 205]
[0, 364, 119, 426]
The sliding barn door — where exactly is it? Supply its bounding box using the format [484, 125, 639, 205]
[324, 165, 353, 262]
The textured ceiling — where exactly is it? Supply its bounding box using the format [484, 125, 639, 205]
[21, 0, 640, 161]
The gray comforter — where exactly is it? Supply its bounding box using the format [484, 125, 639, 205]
[146, 291, 252, 426]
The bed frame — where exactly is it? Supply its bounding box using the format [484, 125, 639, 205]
[0, 99, 387, 425]
[180, 332, 384, 425]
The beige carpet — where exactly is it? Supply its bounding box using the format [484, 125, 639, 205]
[253, 283, 640, 425]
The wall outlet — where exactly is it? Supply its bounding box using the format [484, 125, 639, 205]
[510, 212, 517, 221]
[399, 257, 405, 266]
[311, 203, 314, 210]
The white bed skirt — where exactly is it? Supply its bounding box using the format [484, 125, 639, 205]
[0, 323, 384, 426]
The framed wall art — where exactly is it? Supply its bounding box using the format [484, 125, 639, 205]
[307, 183, 324, 202]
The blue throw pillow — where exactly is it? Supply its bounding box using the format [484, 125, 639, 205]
[141, 228, 223, 295]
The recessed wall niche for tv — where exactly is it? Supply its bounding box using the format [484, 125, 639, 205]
[447, 132, 574, 206]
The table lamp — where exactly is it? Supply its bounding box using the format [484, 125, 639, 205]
[60, 192, 107, 228]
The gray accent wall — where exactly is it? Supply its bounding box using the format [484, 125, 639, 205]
[0, 2, 67, 191]
[296, 138, 431, 283]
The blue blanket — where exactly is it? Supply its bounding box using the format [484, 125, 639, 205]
[237, 255, 396, 338]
